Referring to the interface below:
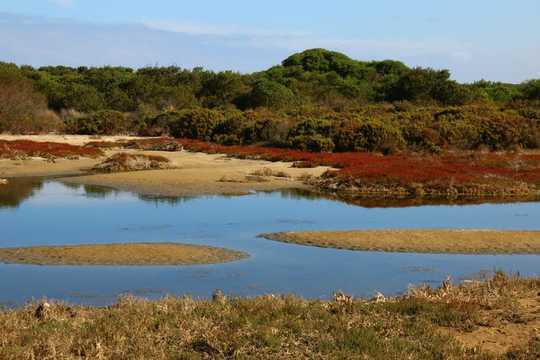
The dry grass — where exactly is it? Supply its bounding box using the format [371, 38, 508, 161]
[250, 167, 291, 179]
[0, 274, 538, 359]
[260, 230, 540, 254]
[0, 243, 247, 266]
[92, 153, 172, 173]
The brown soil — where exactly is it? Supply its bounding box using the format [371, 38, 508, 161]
[445, 287, 540, 355]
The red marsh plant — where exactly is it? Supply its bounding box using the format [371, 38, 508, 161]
[175, 138, 540, 188]
[0, 140, 103, 159]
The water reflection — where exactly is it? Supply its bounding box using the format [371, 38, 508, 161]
[1, 177, 539, 210]
[0, 178, 43, 208]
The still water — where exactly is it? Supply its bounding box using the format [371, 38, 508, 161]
[1, 179, 539, 306]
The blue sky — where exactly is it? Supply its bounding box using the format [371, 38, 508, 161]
[1, 0, 539, 82]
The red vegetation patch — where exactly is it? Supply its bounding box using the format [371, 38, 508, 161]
[84, 141, 126, 149]
[106, 137, 540, 196]
[0, 140, 103, 159]
[174, 139, 540, 190]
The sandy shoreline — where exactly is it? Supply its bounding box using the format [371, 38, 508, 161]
[0, 135, 330, 197]
[59, 151, 329, 197]
[261, 229, 540, 254]
[0, 243, 247, 266]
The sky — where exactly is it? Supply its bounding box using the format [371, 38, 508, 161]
[1, 0, 539, 82]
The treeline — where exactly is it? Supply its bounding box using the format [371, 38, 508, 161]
[1, 48, 539, 152]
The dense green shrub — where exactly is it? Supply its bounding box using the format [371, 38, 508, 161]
[400, 121, 441, 153]
[477, 116, 531, 150]
[168, 108, 224, 140]
[212, 110, 246, 145]
[290, 135, 335, 152]
[65, 110, 127, 135]
[435, 118, 482, 149]
[289, 118, 333, 138]
[241, 79, 295, 109]
[386, 68, 472, 105]
[520, 80, 540, 100]
[355, 120, 405, 153]
[139, 111, 177, 136]
[328, 117, 405, 153]
[1, 50, 539, 152]
[242, 110, 292, 145]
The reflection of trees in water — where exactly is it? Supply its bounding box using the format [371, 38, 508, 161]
[4, 179, 536, 210]
[60, 182, 83, 191]
[277, 188, 540, 208]
[277, 189, 327, 201]
[60, 181, 119, 199]
[83, 185, 118, 198]
[317, 193, 540, 209]
[0, 178, 43, 208]
[137, 194, 196, 206]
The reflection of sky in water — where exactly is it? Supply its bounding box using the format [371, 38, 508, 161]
[0, 180, 539, 306]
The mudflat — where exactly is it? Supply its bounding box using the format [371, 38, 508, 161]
[0, 243, 247, 266]
[260, 229, 540, 254]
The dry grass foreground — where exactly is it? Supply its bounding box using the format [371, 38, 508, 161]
[0, 243, 247, 266]
[0, 274, 538, 359]
[260, 230, 540, 254]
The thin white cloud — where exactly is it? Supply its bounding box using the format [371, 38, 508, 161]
[143, 19, 473, 65]
[143, 20, 308, 38]
[48, 0, 74, 8]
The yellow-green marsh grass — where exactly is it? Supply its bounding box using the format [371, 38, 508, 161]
[260, 229, 540, 254]
[0, 274, 538, 358]
[0, 243, 247, 266]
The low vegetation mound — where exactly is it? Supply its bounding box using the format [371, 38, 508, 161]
[0, 243, 247, 266]
[125, 138, 183, 152]
[0, 140, 103, 159]
[0, 274, 538, 358]
[260, 230, 540, 254]
[92, 153, 171, 173]
[178, 138, 540, 197]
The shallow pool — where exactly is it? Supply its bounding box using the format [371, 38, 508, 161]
[1, 179, 539, 306]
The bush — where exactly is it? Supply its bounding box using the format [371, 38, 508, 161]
[400, 121, 441, 153]
[168, 108, 224, 140]
[290, 135, 335, 152]
[14, 110, 65, 134]
[289, 118, 333, 138]
[212, 110, 246, 145]
[66, 110, 127, 135]
[138, 111, 176, 136]
[242, 79, 295, 109]
[355, 120, 405, 153]
[478, 116, 529, 150]
[242, 109, 292, 146]
[0, 64, 52, 133]
[520, 80, 540, 100]
[331, 118, 405, 153]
